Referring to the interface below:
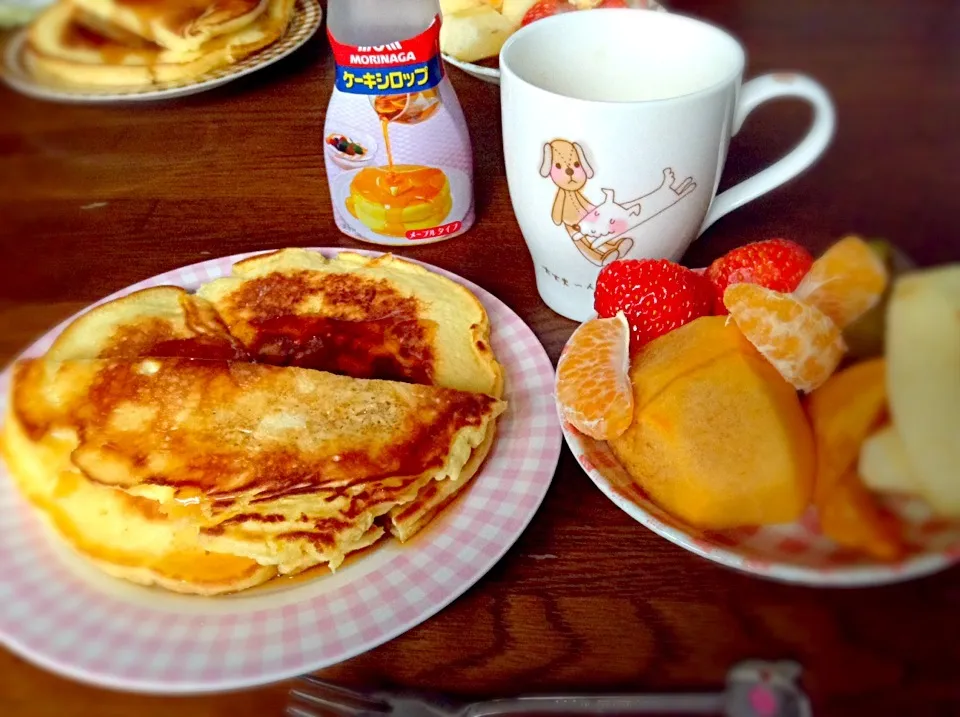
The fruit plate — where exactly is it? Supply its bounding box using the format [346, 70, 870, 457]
[561, 408, 960, 587]
[0, 0, 321, 103]
[0, 248, 563, 694]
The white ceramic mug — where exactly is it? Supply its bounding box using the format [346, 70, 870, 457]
[499, 9, 836, 321]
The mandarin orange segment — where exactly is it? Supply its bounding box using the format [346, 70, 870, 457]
[794, 236, 889, 328]
[723, 283, 846, 393]
[556, 313, 634, 440]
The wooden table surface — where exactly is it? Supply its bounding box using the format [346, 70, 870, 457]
[2, 1, 959, 715]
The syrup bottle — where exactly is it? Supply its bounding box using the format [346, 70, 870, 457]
[324, 0, 475, 246]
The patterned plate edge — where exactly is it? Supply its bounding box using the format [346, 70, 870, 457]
[0, 247, 564, 693]
[557, 379, 959, 588]
[0, 0, 322, 102]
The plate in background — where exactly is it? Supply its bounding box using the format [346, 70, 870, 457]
[0, 0, 322, 103]
[443, 54, 501, 85]
[442, 0, 668, 86]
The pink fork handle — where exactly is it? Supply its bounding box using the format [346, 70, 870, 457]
[466, 692, 727, 716]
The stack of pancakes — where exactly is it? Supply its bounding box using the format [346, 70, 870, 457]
[23, 0, 295, 89]
[1, 250, 506, 595]
[348, 166, 454, 238]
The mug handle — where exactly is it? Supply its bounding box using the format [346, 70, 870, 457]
[698, 73, 836, 234]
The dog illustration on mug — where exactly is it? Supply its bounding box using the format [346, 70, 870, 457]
[540, 139, 697, 266]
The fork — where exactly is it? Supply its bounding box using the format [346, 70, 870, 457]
[287, 660, 812, 717]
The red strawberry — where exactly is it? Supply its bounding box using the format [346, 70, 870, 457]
[706, 238, 813, 315]
[521, 0, 627, 26]
[594, 259, 714, 349]
[521, 0, 572, 26]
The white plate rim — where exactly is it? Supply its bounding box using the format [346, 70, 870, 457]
[442, 53, 500, 85]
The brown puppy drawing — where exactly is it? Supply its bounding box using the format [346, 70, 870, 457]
[540, 139, 634, 266]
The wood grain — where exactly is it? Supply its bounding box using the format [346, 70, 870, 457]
[2, 1, 959, 716]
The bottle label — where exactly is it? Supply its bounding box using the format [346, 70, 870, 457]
[328, 15, 445, 96]
[323, 14, 474, 247]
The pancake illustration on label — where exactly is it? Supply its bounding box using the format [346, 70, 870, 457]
[539, 138, 697, 267]
[324, 5, 474, 246]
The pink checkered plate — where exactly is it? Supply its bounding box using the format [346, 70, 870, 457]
[558, 343, 960, 587]
[0, 248, 563, 694]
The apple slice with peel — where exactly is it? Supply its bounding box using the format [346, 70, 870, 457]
[886, 265, 960, 517]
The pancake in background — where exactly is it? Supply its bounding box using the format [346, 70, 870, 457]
[8, 358, 505, 581]
[23, 0, 294, 88]
[72, 0, 269, 52]
[196, 248, 504, 398]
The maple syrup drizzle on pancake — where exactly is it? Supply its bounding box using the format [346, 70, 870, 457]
[247, 315, 436, 384]
[73, 359, 495, 503]
[99, 296, 249, 360]
[142, 338, 250, 360]
[62, 13, 157, 64]
[103, 324, 249, 360]
[224, 269, 438, 383]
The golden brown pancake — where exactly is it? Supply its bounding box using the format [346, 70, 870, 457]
[24, 0, 294, 89]
[1, 289, 268, 594]
[10, 357, 505, 577]
[1, 399, 277, 596]
[387, 426, 495, 541]
[3, 248, 507, 594]
[197, 249, 504, 398]
[197, 249, 505, 543]
[44, 286, 247, 362]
